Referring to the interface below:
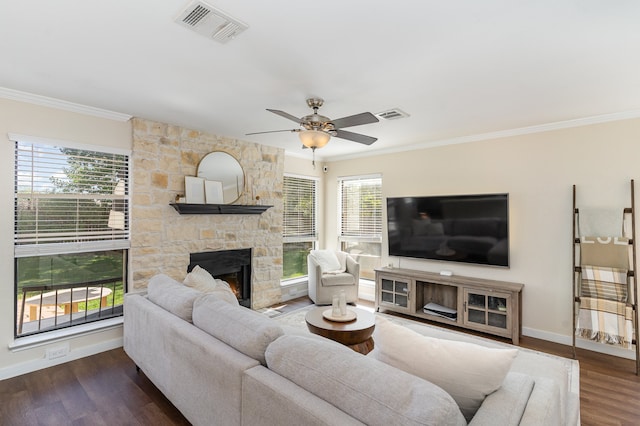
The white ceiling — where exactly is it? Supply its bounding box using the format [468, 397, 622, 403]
[2, 1, 640, 161]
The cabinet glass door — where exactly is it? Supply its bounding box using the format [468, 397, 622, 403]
[464, 289, 510, 331]
[380, 277, 409, 309]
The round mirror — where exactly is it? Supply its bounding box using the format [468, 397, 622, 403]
[197, 152, 245, 204]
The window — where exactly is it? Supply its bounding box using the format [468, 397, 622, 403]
[338, 174, 382, 280]
[13, 135, 130, 337]
[282, 174, 318, 281]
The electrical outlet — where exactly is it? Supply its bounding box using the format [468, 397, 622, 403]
[46, 343, 69, 360]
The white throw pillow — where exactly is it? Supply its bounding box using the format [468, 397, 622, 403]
[183, 265, 216, 290]
[183, 265, 239, 306]
[371, 316, 518, 421]
[310, 250, 342, 273]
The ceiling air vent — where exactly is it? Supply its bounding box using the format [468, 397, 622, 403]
[175, 0, 248, 44]
[375, 108, 410, 121]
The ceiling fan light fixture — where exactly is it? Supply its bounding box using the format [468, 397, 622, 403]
[299, 129, 330, 149]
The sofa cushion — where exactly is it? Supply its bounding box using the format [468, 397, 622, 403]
[371, 316, 518, 421]
[183, 265, 239, 306]
[192, 296, 283, 365]
[147, 274, 201, 322]
[321, 272, 356, 287]
[266, 335, 467, 426]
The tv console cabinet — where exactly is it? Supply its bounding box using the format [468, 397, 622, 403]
[375, 267, 524, 344]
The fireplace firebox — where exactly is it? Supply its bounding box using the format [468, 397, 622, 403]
[188, 248, 252, 308]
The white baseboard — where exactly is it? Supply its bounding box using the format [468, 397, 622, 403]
[281, 281, 309, 302]
[0, 337, 123, 380]
[522, 327, 636, 360]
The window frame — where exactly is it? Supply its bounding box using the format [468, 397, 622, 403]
[282, 173, 319, 283]
[12, 134, 131, 338]
[337, 174, 383, 280]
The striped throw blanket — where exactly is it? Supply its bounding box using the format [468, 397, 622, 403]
[580, 266, 628, 302]
[576, 265, 633, 348]
[576, 297, 633, 349]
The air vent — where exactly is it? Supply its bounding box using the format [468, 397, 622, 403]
[175, 1, 248, 44]
[375, 108, 410, 120]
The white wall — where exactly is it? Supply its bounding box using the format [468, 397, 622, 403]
[323, 118, 640, 356]
[0, 98, 131, 378]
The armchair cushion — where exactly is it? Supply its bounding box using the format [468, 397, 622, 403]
[321, 273, 357, 287]
[310, 250, 344, 273]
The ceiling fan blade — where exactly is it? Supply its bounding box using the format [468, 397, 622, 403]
[334, 129, 377, 145]
[267, 109, 302, 124]
[331, 112, 379, 129]
[246, 129, 300, 136]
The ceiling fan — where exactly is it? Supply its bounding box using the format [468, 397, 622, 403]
[247, 98, 380, 154]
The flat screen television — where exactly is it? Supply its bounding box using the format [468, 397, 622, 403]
[386, 194, 509, 267]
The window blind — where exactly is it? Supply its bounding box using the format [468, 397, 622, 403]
[283, 175, 317, 242]
[339, 175, 382, 241]
[14, 139, 130, 257]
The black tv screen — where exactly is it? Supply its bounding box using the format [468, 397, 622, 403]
[386, 194, 509, 267]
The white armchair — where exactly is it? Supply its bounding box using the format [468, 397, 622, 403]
[307, 250, 360, 305]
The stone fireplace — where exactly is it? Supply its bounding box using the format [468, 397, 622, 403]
[189, 249, 252, 308]
[130, 118, 285, 309]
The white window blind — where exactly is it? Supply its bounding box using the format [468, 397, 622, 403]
[283, 175, 317, 242]
[339, 175, 382, 241]
[14, 139, 130, 257]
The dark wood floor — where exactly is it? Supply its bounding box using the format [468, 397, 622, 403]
[1, 297, 639, 425]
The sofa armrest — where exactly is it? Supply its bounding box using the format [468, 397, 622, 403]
[242, 366, 365, 426]
[517, 377, 563, 426]
[346, 255, 360, 280]
[469, 372, 534, 426]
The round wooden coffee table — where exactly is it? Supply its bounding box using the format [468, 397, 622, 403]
[305, 306, 375, 354]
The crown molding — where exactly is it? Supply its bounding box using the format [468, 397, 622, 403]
[0, 87, 132, 122]
[320, 109, 640, 163]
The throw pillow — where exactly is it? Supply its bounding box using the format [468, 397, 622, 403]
[371, 316, 518, 421]
[310, 250, 342, 273]
[147, 274, 201, 322]
[183, 265, 216, 290]
[183, 265, 239, 306]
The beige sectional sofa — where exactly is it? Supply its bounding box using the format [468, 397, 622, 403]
[123, 274, 580, 425]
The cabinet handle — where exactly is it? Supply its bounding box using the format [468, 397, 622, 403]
[463, 301, 467, 312]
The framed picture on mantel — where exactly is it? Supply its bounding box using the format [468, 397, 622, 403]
[185, 176, 205, 204]
[205, 180, 224, 204]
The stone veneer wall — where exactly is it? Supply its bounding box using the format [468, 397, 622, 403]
[130, 118, 284, 309]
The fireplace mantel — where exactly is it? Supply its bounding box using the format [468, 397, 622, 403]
[170, 203, 272, 215]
